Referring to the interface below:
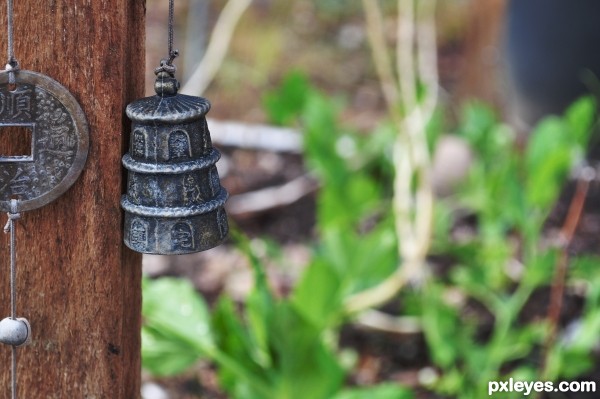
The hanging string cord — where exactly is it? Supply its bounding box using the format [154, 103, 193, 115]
[5, 0, 19, 84]
[155, 0, 179, 75]
[168, 0, 174, 59]
[4, 199, 20, 399]
[4, 199, 20, 319]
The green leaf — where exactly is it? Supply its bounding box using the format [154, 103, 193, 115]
[525, 117, 574, 209]
[211, 297, 275, 397]
[458, 102, 498, 153]
[545, 345, 595, 380]
[141, 277, 213, 375]
[292, 258, 343, 330]
[333, 384, 413, 399]
[316, 172, 382, 228]
[570, 256, 600, 282]
[558, 349, 594, 379]
[421, 284, 461, 368]
[457, 102, 514, 164]
[142, 327, 203, 376]
[302, 93, 347, 186]
[565, 96, 596, 146]
[263, 70, 313, 126]
[434, 367, 464, 395]
[507, 366, 537, 382]
[567, 312, 600, 353]
[270, 302, 345, 399]
[345, 223, 397, 293]
[522, 249, 557, 287]
[233, 231, 276, 367]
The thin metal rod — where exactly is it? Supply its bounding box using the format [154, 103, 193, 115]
[5, 0, 19, 86]
[6, 0, 15, 65]
[4, 199, 20, 399]
[11, 346, 16, 399]
[9, 208, 16, 320]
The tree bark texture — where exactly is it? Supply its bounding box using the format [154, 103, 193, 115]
[0, 0, 144, 397]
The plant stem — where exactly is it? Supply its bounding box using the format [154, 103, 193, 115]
[361, 0, 401, 123]
[348, 0, 438, 318]
[397, 0, 417, 109]
[344, 264, 407, 314]
[541, 168, 593, 380]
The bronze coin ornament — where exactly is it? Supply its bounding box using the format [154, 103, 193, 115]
[0, 0, 90, 397]
[0, 70, 89, 211]
[121, 0, 228, 254]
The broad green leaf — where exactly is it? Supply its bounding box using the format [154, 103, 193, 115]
[211, 297, 275, 397]
[545, 345, 595, 380]
[421, 284, 461, 368]
[333, 384, 413, 399]
[525, 117, 574, 209]
[317, 173, 382, 228]
[570, 256, 600, 282]
[522, 249, 557, 287]
[263, 70, 313, 126]
[567, 312, 600, 353]
[558, 349, 594, 379]
[303, 93, 346, 179]
[434, 367, 464, 395]
[270, 302, 345, 399]
[507, 366, 537, 382]
[458, 102, 498, 154]
[318, 227, 356, 274]
[565, 96, 596, 146]
[345, 224, 397, 293]
[292, 258, 343, 329]
[142, 277, 213, 375]
[142, 327, 203, 376]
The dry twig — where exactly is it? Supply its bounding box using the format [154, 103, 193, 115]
[181, 0, 252, 95]
[208, 118, 303, 153]
[542, 167, 595, 379]
[227, 175, 318, 216]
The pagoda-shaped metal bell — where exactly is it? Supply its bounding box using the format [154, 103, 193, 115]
[121, 66, 228, 255]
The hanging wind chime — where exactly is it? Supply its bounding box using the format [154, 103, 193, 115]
[0, 0, 90, 397]
[121, 0, 228, 254]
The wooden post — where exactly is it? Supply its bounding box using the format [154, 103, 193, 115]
[458, 0, 507, 106]
[0, 0, 144, 397]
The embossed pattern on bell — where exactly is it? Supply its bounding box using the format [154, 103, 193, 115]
[121, 73, 228, 254]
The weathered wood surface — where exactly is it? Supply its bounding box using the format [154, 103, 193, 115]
[459, 0, 507, 106]
[0, 0, 144, 397]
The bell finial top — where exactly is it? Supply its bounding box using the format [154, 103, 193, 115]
[154, 50, 180, 97]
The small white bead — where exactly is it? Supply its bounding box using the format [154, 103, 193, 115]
[0, 317, 30, 346]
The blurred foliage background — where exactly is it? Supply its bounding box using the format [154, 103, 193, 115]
[140, 1, 600, 398]
[147, 0, 496, 123]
